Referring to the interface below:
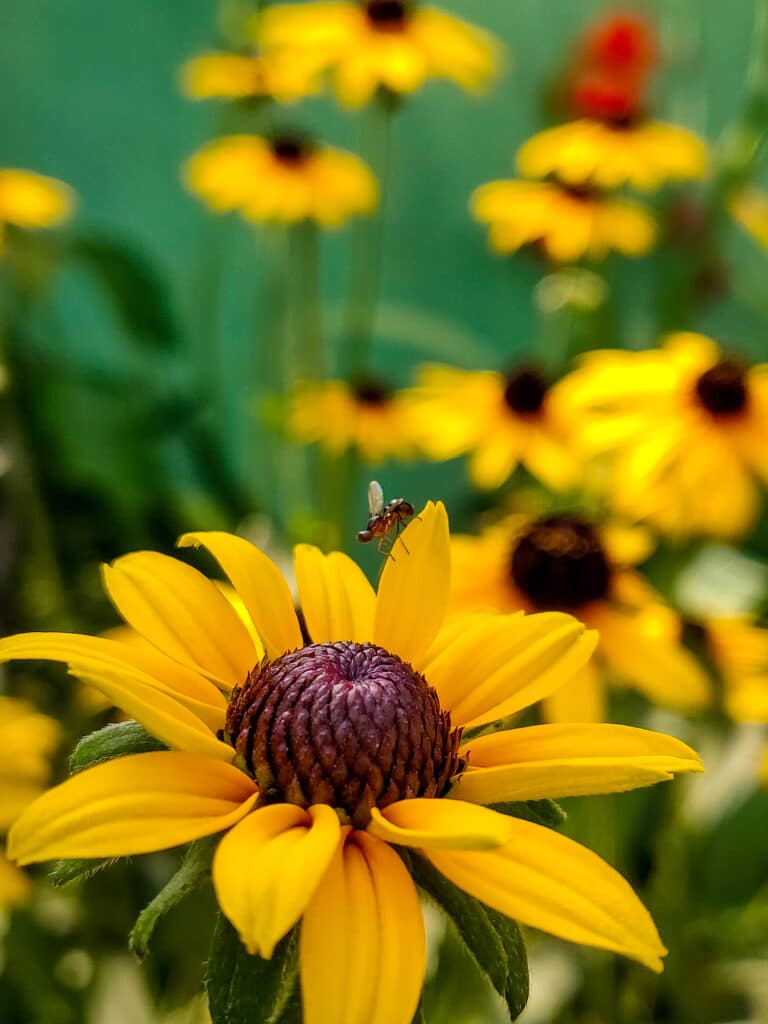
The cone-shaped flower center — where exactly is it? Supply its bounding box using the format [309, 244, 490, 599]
[365, 0, 407, 27]
[271, 135, 311, 164]
[350, 374, 392, 406]
[511, 514, 612, 610]
[694, 359, 748, 416]
[503, 368, 548, 415]
[226, 641, 462, 827]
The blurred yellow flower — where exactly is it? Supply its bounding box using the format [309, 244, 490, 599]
[402, 364, 580, 491]
[0, 696, 60, 906]
[179, 51, 320, 104]
[2, 505, 704, 1006]
[0, 169, 74, 254]
[256, 1, 502, 109]
[184, 134, 378, 227]
[561, 333, 768, 539]
[289, 376, 417, 461]
[450, 512, 711, 722]
[471, 179, 657, 262]
[517, 119, 707, 191]
[728, 186, 768, 248]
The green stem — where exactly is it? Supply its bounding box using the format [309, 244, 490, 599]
[288, 219, 325, 383]
[339, 91, 394, 377]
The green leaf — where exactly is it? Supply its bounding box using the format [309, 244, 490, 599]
[68, 234, 180, 348]
[207, 913, 301, 1024]
[130, 836, 218, 960]
[49, 856, 117, 887]
[69, 720, 166, 774]
[490, 798, 566, 830]
[407, 852, 529, 1021]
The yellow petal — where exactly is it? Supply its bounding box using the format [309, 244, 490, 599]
[301, 831, 425, 1024]
[373, 501, 450, 665]
[368, 798, 514, 850]
[0, 633, 231, 761]
[422, 611, 598, 728]
[102, 551, 258, 688]
[0, 854, 30, 907]
[294, 545, 375, 644]
[178, 531, 303, 660]
[8, 752, 258, 864]
[427, 818, 666, 972]
[451, 723, 702, 804]
[214, 803, 340, 957]
[541, 660, 606, 723]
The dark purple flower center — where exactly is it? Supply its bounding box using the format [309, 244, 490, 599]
[510, 514, 612, 610]
[350, 374, 392, 406]
[694, 359, 748, 417]
[226, 641, 462, 827]
[271, 135, 311, 164]
[365, 0, 407, 27]
[503, 368, 548, 415]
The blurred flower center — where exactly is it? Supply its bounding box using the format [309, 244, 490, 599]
[510, 514, 612, 610]
[694, 359, 748, 416]
[503, 368, 548, 415]
[270, 136, 311, 164]
[350, 374, 393, 406]
[226, 641, 462, 827]
[365, 0, 407, 27]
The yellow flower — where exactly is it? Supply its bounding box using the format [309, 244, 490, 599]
[3, 504, 702, 1017]
[560, 333, 768, 539]
[0, 696, 60, 906]
[0, 169, 74, 254]
[184, 134, 378, 227]
[179, 51, 321, 104]
[517, 119, 707, 191]
[402, 364, 581, 491]
[471, 179, 657, 262]
[256, 1, 502, 109]
[450, 511, 711, 722]
[289, 376, 417, 461]
[728, 186, 768, 249]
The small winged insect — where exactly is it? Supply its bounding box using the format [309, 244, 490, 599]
[356, 481, 415, 556]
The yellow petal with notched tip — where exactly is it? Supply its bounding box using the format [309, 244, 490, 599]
[8, 752, 258, 864]
[179, 531, 303, 660]
[294, 545, 375, 644]
[301, 830, 425, 1024]
[213, 804, 341, 958]
[421, 610, 597, 728]
[451, 723, 702, 804]
[427, 817, 666, 972]
[102, 551, 258, 688]
[373, 501, 450, 665]
[368, 798, 514, 850]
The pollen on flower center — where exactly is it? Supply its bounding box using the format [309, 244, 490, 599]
[270, 135, 311, 164]
[350, 374, 393, 406]
[365, 0, 407, 28]
[694, 359, 748, 416]
[225, 641, 462, 827]
[503, 368, 548, 415]
[511, 514, 612, 610]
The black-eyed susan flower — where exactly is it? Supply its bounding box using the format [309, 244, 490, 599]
[560, 332, 768, 539]
[0, 696, 59, 906]
[184, 134, 378, 227]
[288, 375, 417, 461]
[179, 51, 321, 104]
[517, 118, 707, 192]
[403, 364, 581, 491]
[256, 1, 501, 109]
[703, 617, 768, 781]
[471, 179, 657, 263]
[3, 504, 702, 1020]
[729, 186, 768, 249]
[450, 511, 711, 723]
[0, 169, 74, 254]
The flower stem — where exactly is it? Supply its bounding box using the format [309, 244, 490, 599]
[288, 219, 325, 384]
[339, 91, 394, 378]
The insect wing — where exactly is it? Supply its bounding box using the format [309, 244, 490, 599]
[367, 480, 385, 516]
